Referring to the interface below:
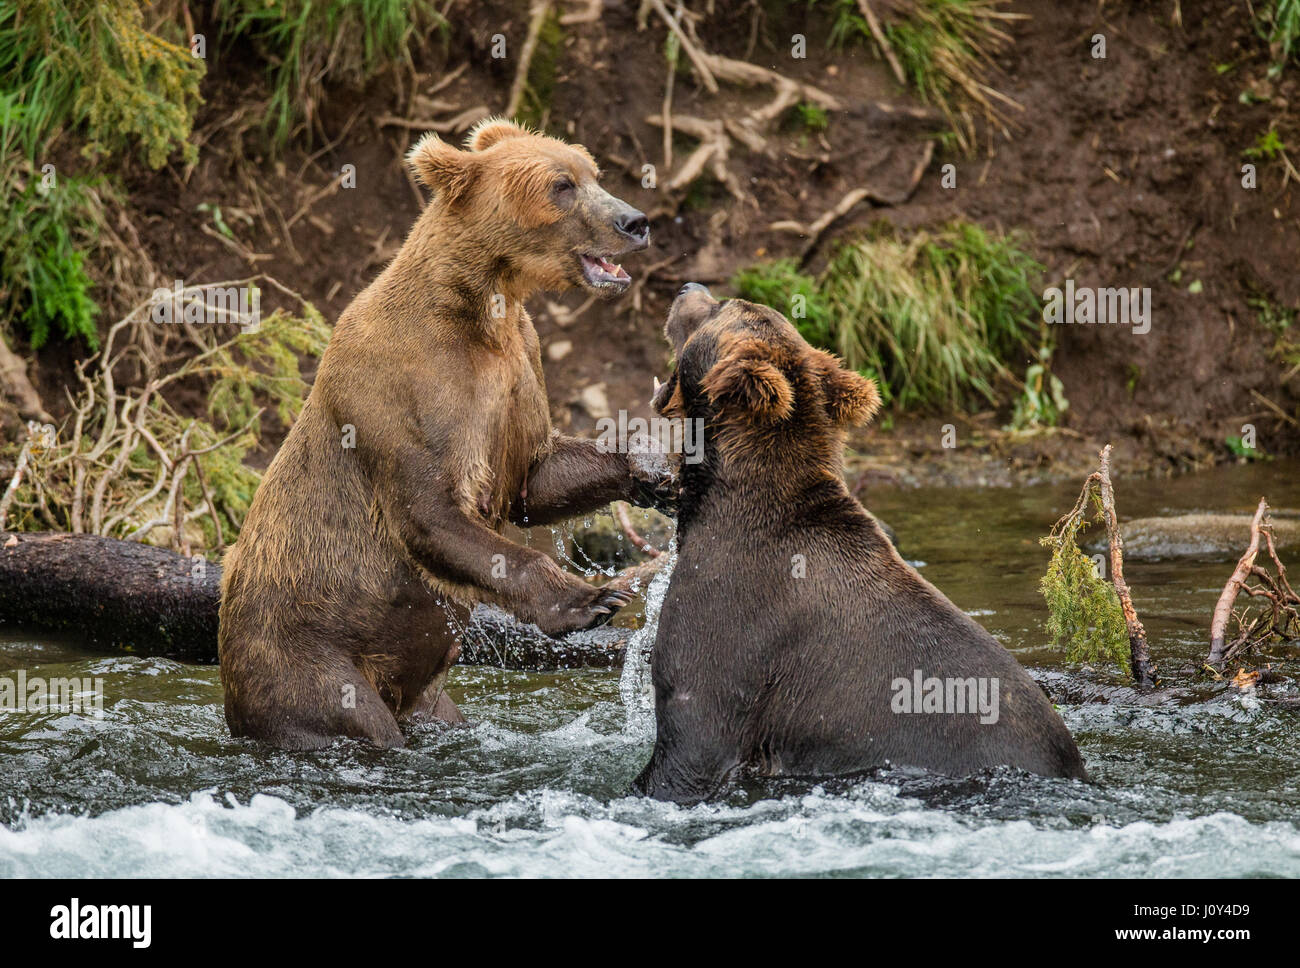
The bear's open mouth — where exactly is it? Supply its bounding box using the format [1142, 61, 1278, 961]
[579, 253, 631, 290]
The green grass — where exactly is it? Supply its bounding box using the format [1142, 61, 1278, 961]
[0, 94, 103, 349]
[0, 0, 203, 168]
[816, 0, 1021, 154]
[1265, 0, 1300, 71]
[214, 0, 445, 147]
[734, 222, 1044, 411]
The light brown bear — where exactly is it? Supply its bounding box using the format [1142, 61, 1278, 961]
[219, 119, 672, 750]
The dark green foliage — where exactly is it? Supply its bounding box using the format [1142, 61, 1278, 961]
[0, 95, 102, 349]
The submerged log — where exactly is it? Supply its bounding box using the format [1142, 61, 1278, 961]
[0, 532, 220, 662]
[0, 532, 633, 669]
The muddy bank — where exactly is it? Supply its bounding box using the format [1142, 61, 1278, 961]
[5, 0, 1292, 478]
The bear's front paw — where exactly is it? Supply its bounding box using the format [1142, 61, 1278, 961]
[532, 579, 635, 638]
[625, 432, 679, 511]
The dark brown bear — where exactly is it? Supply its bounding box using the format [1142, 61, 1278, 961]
[219, 119, 671, 750]
[634, 285, 1087, 802]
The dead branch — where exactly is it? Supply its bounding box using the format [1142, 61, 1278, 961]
[614, 501, 662, 558]
[0, 425, 36, 532]
[506, 0, 555, 119]
[1095, 444, 1155, 688]
[857, 0, 907, 86]
[1208, 498, 1300, 668]
[769, 140, 934, 260]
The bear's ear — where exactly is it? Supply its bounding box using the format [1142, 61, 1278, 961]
[406, 132, 477, 203]
[465, 116, 531, 152]
[810, 349, 881, 427]
[701, 338, 794, 423]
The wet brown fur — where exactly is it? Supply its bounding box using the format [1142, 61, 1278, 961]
[219, 120, 660, 750]
[636, 291, 1086, 802]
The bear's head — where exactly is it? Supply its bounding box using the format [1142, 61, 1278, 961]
[651, 284, 881, 480]
[406, 117, 649, 297]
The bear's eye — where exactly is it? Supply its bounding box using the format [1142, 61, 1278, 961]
[552, 176, 576, 196]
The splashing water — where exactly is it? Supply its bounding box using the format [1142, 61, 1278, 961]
[618, 543, 676, 737]
[3, 461, 1300, 877]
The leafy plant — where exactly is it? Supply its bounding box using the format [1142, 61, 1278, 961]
[1008, 354, 1068, 430]
[1244, 127, 1287, 160]
[1040, 499, 1130, 674]
[1260, 0, 1300, 75]
[0, 95, 104, 349]
[793, 101, 829, 132]
[0, 0, 203, 168]
[1226, 435, 1269, 461]
[734, 223, 1044, 411]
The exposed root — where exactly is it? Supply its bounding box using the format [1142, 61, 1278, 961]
[0, 334, 50, 424]
[1208, 498, 1300, 669]
[857, 0, 907, 86]
[769, 141, 934, 261]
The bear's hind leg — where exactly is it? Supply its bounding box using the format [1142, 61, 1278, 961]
[225, 648, 406, 750]
[401, 672, 467, 726]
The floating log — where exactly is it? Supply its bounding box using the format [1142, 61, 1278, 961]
[0, 532, 632, 669]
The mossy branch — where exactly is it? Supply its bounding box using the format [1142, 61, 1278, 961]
[1040, 444, 1155, 687]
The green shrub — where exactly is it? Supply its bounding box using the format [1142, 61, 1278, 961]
[0, 0, 203, 168]
[214, 0, 444, 147]
[736, 223, 1043, 411]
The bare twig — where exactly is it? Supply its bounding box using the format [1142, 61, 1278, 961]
[506, 0, 554, 119]
[1095, 444, 1155, 688]
[857, 0, 907, 86]
[614, 501, 662, 558]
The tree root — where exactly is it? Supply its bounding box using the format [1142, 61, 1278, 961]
[769, 141, 934, 262]
[0, 332, 50, 424]
[1207, 498, 1300, 669]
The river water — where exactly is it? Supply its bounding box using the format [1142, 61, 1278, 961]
[1, 460, 1298, 877]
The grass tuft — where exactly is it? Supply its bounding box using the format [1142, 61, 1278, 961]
[735, 222, 1043, 411]
[214, 0, 445, 148]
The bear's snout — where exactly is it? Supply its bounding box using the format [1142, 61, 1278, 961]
[615, 208, 650, 246]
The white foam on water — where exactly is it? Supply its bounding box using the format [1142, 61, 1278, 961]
[2, 784, 1298, 878]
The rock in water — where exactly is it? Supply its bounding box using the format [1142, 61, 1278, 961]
[1090, 513, 1300, 560]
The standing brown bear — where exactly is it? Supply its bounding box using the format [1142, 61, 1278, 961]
[219, 119, 670, 750]
[634, 286, 1087, 803]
